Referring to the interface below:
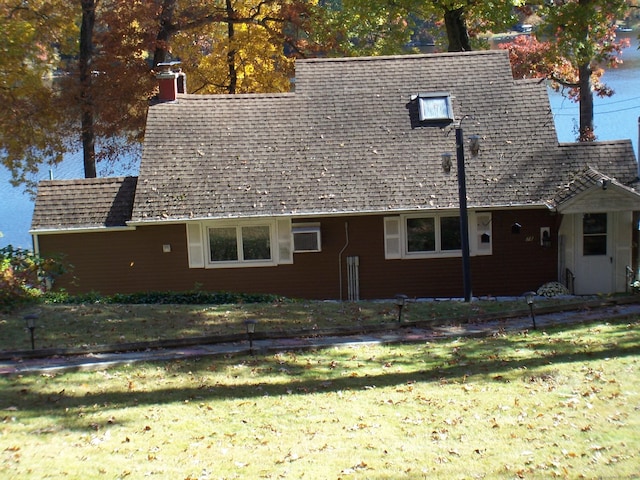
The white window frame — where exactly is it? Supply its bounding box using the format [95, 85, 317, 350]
[404, 213, 462, 258]
[207, 223, 274, 266]
[384, 212, 492, 260]
[186, 218, 293, 269]
[292, 223, 322, 253]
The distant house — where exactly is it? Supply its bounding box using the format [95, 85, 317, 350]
[31, 50, 640, 299]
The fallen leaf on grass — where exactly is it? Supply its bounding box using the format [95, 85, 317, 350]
[340, 461, 368, 474]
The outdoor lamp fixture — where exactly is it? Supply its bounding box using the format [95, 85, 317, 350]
[541, 229, 552, 248]
[441, 153, 452, 173]
[524, 291, 537, 330]
[455, 124, 474, 302]
[394, 294, 409, 323]
[24, 313, 38, 350]
[469, 135, 480, 156]
[244, 319, 257, 355]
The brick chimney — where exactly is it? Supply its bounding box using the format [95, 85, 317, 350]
[156, 62, 185, 102]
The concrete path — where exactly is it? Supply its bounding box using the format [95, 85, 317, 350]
[2, 302, 639, 375]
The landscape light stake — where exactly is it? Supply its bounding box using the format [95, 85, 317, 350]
[244, 319, 257, 356]
[24, 313, 38, 350]
[394, 294, 408, 323]
[524, 291, 537, 330]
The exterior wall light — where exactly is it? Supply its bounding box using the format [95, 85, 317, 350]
[469, 135, 480, 156]
[541, 227, 551, 248]
[441, 153, 452, 173]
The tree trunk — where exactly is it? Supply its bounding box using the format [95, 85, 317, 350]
[80, 0, 96, 178]
[578, 62, 595, 141]
[153, 0, 178, 67]
[444, 7, 471, 52]
[577, 0, 595, 141]
[226, 0, 237, 94]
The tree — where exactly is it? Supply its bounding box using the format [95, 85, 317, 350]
[501, 0, 629, 141]
[305, 0, 416, 56]
[2, 0, 305, 186]
[168, 0, 305, 94]
[0, 0, 78, 187]
[420, 1, 517, 52]
[79, 0, 96, 178]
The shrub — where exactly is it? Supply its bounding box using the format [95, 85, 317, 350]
[0, 246, 68, 311]
[42, 289, 283, 305]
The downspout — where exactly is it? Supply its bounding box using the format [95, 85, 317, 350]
[32, 233, 39, 256]
[338, 222, 349, 301]
[637, 116, 640, 279]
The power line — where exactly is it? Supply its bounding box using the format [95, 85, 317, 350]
[552, 103, 640, 116]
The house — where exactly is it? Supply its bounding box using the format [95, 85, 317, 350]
[31, 50, 640, 299]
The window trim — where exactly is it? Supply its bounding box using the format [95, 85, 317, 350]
[186, 218, 293, 269]
[208, 224, 273, 265]
[384, 211, 492, 260]
[404, 213, 462, 258]
[415, 92, 454, 124]
[292, 223, 322, 253]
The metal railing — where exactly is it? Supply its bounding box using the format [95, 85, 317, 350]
[626, 265, 636, 293]
[565, 268, 575, 295]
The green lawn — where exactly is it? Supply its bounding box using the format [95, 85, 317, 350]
[1, 319, 638, 479]
[1, 297, 592, 352]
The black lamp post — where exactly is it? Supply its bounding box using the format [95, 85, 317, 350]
[244, 319, 257, 355]
[24, 313, 38, 350]
[524, 291, 537, 330]
[455, 125, 474, 302]
[394, 294, 408, 323]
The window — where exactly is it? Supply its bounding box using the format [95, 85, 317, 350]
[583, 213, 607, 256]
[292, 224, 321, 252]
[209, 225, 271, 263]
[406, 215, 460, 255]
[186, 218, 294, 269]
[415, 92, 454, 123]
[384, 212, 491, 259]
[407, 217, 435, 252]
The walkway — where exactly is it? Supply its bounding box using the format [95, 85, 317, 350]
[2, 301, 639, 375]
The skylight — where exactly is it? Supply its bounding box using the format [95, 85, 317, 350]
[415, 92, 454, 123]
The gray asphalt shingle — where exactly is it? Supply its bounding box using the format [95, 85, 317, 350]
[32, 51, 638, 231]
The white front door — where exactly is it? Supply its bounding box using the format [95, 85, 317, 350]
[574, 213, 614, 294]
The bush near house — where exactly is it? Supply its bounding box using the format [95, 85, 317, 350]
[0, 246, 67, 311]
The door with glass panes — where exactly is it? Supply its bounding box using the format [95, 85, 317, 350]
[575, 213, 613, 294]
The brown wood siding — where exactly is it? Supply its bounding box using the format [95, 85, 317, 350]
[38, 209, 559, 299]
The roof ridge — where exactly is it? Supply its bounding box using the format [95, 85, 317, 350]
[173, 92, 295, 101]
[297, 50, 507, 65]
[558, 139, 632, 147]
[40, 176, 137, 186]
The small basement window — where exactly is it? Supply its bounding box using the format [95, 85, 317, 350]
[293, 224, 321, 252]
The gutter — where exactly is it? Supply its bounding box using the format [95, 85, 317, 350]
[127, 203, 553, 226]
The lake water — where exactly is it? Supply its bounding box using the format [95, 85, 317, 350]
[1, 32, 639, 249]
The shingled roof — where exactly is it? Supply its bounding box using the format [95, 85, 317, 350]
[130, 50, 637, 224]
[31, 177, 137, 231]
[32, 51, 638, 233]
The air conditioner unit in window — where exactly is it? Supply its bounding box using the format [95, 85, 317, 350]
[292, 225, 321, 252]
